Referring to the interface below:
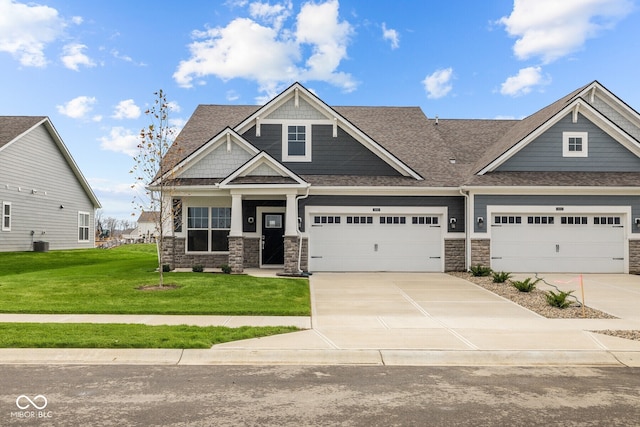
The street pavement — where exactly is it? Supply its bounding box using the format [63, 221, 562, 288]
[1, 271, 639, 366]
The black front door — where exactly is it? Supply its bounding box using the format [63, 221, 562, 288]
[262, 213, 285, 265]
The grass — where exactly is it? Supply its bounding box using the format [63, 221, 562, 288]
[0, 323, 300, 349]
[0, 244, 310, 316]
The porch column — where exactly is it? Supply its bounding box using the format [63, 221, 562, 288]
[285, 194, 298, 236]
[229, 193, 243, 237]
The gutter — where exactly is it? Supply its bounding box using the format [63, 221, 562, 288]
[296, 185, 311, 274]
[459, 187, 470, 271]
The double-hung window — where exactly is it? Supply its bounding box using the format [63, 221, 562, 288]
[78, 212, 90, 241]
[563, 132, 588, 157]
[187, 207, 231, 252]
[2, 202, 11, 231]
[283, 124, 311, 161]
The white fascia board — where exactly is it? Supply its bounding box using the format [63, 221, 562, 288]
[234, 82, 423, 181]
[219, 151, 308, 187]
[309, 186, 459, 196]
[462, 185, 640, 196]
[578, 82, 640, 128]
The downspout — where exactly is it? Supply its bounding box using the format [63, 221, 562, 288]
[459, 187, 470, 271]
[296, 184, 311, 274]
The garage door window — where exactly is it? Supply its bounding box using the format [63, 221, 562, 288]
[560, 216, 587, 225]
[314, 216, 341, 224]
[380, 216, 406, 224]
[347, 216, 372, 224]
[594, 216, 621, 225]
[494, 216, 522, 224]
[528, 216, 555, 224]
[412, 216, 439, 225]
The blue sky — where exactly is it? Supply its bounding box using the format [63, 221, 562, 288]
[1, 0, 639, 221]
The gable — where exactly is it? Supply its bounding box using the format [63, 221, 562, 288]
[264, 97, 329, 121]
[220, 151, 307, 188]
[496, 113, 640, 172]
[587, 92, 640, 142]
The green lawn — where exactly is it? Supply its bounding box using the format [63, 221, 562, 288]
[0, 244, 310, 315]
[0, 323, 299, 349]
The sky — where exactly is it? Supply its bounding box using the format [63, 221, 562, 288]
[1, 0, 639, 221]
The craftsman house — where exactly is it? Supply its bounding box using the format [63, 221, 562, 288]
[0, 116, 101, 251]
[154, 81, 640, 275]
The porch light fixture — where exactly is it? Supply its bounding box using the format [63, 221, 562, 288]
[477, 217, 484, 227]
[449, 217, 456, 229]
[635, 218, 640, 228]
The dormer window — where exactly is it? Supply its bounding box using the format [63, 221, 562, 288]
[563, 132, 588, 157]
[283, 123, 311, 162]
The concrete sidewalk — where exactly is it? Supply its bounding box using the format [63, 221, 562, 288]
[1, 272, 639, 366]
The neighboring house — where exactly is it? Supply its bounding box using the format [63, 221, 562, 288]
[0, 117, 101, 251]
[129, 211, 159, 243]
[154, 81, 640, 275]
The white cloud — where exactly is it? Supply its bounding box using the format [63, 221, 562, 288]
[382, 23, 399, 49]
[0, 0, 66, 67]
[422, 68, 454, 99]
[499, 0, 634, 63]
[99, 127, 140, 157]
[166, 101, 181, 113]
[61, 43, 95, 71]
[56, 95, 97, 119]
[174, 0, 356, 99]
[500, 66, 550, 96]
[112, 99, 141, 119]
[71, 16, 83, 25]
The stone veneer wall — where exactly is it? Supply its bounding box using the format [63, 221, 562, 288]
[161, 237, 229, 270]
[228, 236, 243, 273]
[243, 237, 260, 268]
[470, 239, 490, 268]
[629, 240, 640, 274]
[444, 239, 466, 272]
[283, 236, 309, 274]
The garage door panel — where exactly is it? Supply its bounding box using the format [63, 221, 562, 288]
[309, 212, 443, 272]
[491, 213, 625, 273]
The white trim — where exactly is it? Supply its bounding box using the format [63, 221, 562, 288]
[219, 151, 308, 188]
[282, 122, 312, 162]
[78, 211, 90, 242]
[2, 201, 11, 231]
[562, 131, 588, 157]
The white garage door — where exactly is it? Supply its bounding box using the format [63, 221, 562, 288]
[491, 213, 625, 273]
[308, 212, 443, 272]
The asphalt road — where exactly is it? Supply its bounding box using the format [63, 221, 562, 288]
[1, 365, 639, 426]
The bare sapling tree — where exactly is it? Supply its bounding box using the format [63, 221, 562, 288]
[130, 89, 178, 287]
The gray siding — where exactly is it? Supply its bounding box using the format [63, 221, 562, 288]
[473, 194, 640, 234]
[299, 195, 465, 233]
[0, 124, 96, 251]
[242, 124, 401, 176]
[497, 113, 640, 172]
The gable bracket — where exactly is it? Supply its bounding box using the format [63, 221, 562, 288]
[333, 117, 337, 138]
[572, 103, 580, 123]
[589, 86, 596, 103]
[226, 134, 231, 152]
[256, 117, 261, 137]
[295, 88, 299, 107]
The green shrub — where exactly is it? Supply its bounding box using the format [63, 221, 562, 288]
[192, 265, 204, 273]
[469, 265, 492, 277]
[545, 290, 574, 308]
[511, 277, 540, 292]
[220, 264, 232, 274]
[492, 271, 512, 283]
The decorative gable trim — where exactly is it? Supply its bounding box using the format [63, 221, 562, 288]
[234, 82, 423, 180]
[219, 151, 308, 188]
[158, 127, 259, 184]
[577, 81, 640, 129]
[478, 97, 640, 174]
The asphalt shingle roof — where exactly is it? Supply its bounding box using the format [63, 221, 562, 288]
[0, 116, 46, 149]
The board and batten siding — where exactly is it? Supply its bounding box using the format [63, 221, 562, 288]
[0, 124, 96, 251]
[496, 113, 640, 172]
[472, 194, 640, 234]
[242, 124, 401, 176]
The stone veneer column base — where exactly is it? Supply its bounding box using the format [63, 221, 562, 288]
[228, 236, 244, 273]
[470, 239, 490, 268]
[629, 240, 640, 274]
[284, 236, 300, 275]
[444, 239, 466, 272]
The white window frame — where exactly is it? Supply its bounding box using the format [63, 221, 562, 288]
[282, 123, 312, 162]
[186, 206, 231, 253]
[2, 202, 11, 231]
[78, 211, 90, 242]
[563, 132, 588, 157]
